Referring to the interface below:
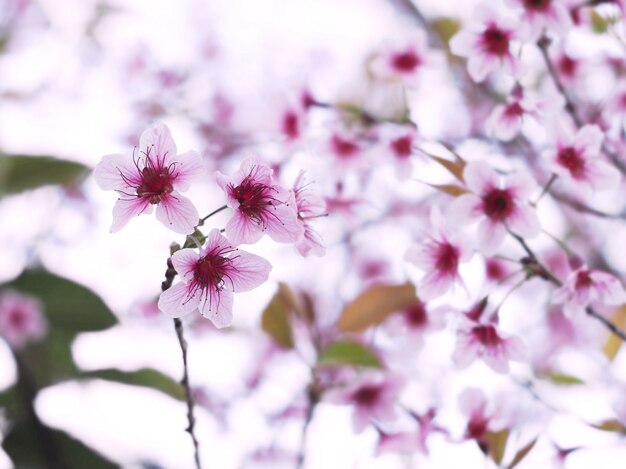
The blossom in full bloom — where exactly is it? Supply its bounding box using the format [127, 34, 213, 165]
[452, 310, 526, 373]
[0, 290, 47, 349]
[450, 5, 522, 82]
[543, 124, 620, 192]
[291, 171, 326, 257]
[459, 388, 502, 442]
[370, 29, 434, 85]
[552, 267, 626, 315]
[94, 123, 205, 234]
[385, 300, 447, 346]
[158, 229, 272, 328]
[504, 0, 572, 39]
[405, 208, 473, 300]
[216, 157, 303, 245]
[485, 87, 540, 141]
[449, 161, 540, 255]
[324, 372, 404, 433]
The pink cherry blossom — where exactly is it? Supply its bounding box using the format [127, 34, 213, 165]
[543, 125, 620, 192]
[552, 267, 626, 315]
[448, 161, 540, 255]
[459, 388, 498, 441]
[324, 372, 404, 433]
[216, 157, 303, 245]
[453, 315, 526, 373]
[291, 171, 326, 257]
[504, 0, 572, 40]
[94, 123, 205, 234]
[0, 290, 47, 349]
[385, 300, 447, 345]
[485, 88, 540, 141]
[158, 229, 272, 328]
[450, 5, 523, 82]
[406, 208, 473, 300]
[370, 29, 434, 86]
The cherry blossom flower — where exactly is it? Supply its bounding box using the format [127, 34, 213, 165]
[385, 300, 447, 345]
[504, 0, 572, 39]
[552, 266, 626, 315]
[158, 229, 272, 328]
[459, 388, 502, 442]
[405, 208, 473, 300]
[450, 5, 523, 82]
[375, 408, 447, 456]
[449, 161, 540, 255]
[370, 29, 434, 86]
[291, 171, 326, 257]
[216, 157, 303, 245]
[453, 314, 526, 373]
[543, 124, 620, 192]
[485, 88, 540, 141]
[0, 290, 47, 349]
[324, 372, 404, 433]
[94, 123, 204, 234]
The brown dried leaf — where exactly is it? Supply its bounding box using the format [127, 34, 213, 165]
[338, 283, 417, 333]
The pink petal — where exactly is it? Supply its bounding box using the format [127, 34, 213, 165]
[171, 248, 200, 283]
[155, 193, 199, 234]
[449, 30, 475, 57]
[482, 346, 510, 373]
[173, 150, 205, 192]
[94, 153, 141, 191]
[506, 170, 536, 201]
[110, 197, 152, 233]
[508, 205, 541, 238]
[405, 244, 436, 271]
[590, 271, 626, 305]
[452, 332, 479, 369]
[419, 270, 454, 300]
[234, 156, 273, 186]
[203, 228, 232, 253]
[139, 123, 177, 166]
[476, 219, 506, 255]
[574, 125, 603, 157]
[261, 202, 304, 244]
[199, 289, 233, 328]
[467, 53, 495, 83]
[225, 210, 264, 245]
[158, 282, 200, 318]
[464, 161, 499, 195]
[447, 194, 483, 227]
[224, 251, 271, 292]
[586, 161, 621, 191]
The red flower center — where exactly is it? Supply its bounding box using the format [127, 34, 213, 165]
[193, 254, 230, 288]
[331, 135, 360, 159]
[481, 25, 510, 57]
[404, 302, 428, 327]
[558, 55, 578, 78]
[229, 174, 277, 225]
[575, 270, 593, 290]
[522, 0, 551, 11]
[282, 110, 299, 140]
[136, 165, 175, 204]
[482, 188, 514, 221]
[353, 384, 382, 407]
[557, 147, 586, 179]
[504, 102, 524, 118]
[466, 416, 489, 440]
[391, 50, 421, 73]
[435, 242, 460, 274]
[7, 309, 26, 330]
[473, 324, 502, 346]
[390, 135, 413, 158]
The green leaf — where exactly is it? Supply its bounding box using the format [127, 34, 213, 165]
[317, 341, 381, 368]
[591, 419, 626, 433]
[541, 372, 584, 385]
[78, 369, 184, 401]
[0, 154, 89, 196]
[430, 18, 461, 49]
[3, 270, 117, 333]
[261, 283, 300, 348]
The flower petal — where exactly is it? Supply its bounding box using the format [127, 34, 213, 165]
[173, 150, 205, 192]
[158, 282, 200, 318]
[94, 154, 141, 191]
[110, 197, 152, 233]
[447, 194, 483, 227]
[508, 205, 541, 238]
[476, 219, 506, 255]
[171, 249, 199, 283]
[156, 193, 199, 235]
[224, 251, 272, 292]
[199, 289, 233, 328]
[139, 123, 177, 166]
[225, 210, 264, 245]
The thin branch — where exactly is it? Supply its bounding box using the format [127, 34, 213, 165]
[198, 205, 228, 226]
[161, 259, 202, 469]
[296, 377, 321, 469]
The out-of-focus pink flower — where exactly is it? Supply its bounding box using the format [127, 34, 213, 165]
[325, 372, 404, 433]
[376, 408, 446, 456]
[552, 267, 626, 315]
[449, 161, 540, 255]
[329, 132, 363, 165]
[554, 52, 581, 87]
[385, 300, 447, 345]
[406, 208, 473, 300]
[370, 29, 434, 86]
[453, 314, 526, 373]
[485, 88, 540, 141]
[291, 171, 326, 257]
[94, 123, 204, 234]
[459, 388, 501, 441]
[544, 125, 620, 192]
[158, 229, 271, 328]
[504, 0, 572, 39]
[216, 157, 303, 245]
[450, 5, 522, 82]
[0, 290, 47, 349]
